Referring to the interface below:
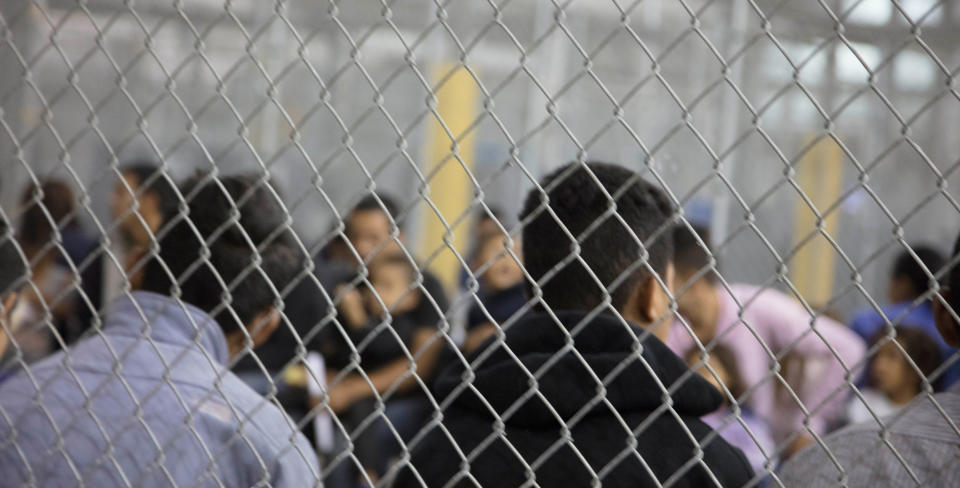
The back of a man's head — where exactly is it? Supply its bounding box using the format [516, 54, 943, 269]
[140, 175, 302, 335]
[520, 162, 674, 312]
[121, 162, 181, 219]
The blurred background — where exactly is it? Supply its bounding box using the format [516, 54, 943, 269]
[1, 0, 958, 318]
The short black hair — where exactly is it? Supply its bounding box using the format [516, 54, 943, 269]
[351, 193, 399, 221]
[673, 223, 716, 283]
[141, 175, 303, 335]
[120, 162, 181, 221]
[0, 215, 27, 296]
[520, 162, 675, 311]
[892, 245, 945, 300]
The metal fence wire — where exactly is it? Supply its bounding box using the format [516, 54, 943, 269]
[1, 0, 960, 486]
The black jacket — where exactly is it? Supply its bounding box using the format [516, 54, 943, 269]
[391, 311, 754, 487]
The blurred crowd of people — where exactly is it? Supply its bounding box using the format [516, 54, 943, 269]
[0, 161, 958, 487]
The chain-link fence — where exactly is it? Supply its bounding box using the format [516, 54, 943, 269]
[1, 0, 959, 486]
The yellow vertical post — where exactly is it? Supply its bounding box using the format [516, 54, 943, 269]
[417, 63, 479, 293]
[789, 137, 845, 307]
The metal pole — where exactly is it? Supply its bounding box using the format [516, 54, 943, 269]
[709, 0, 750, 246]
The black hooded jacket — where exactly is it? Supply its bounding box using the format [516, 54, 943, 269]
[391, 311, 754, 487]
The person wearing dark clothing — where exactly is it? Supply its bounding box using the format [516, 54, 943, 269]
[465, 282, 526, 330]
[329, 256, 440, 372]
[392, 162, 754, 487]
[463, 234, 527, 353]
[230, 257, 355, 443]
[326, 255, 447, 480]
[317, 195, 451, 486]
[322, 256, 450, 377]
[233, 257, 354, 385]
[397, 311, 754, 487]
[14, 180, 90, 359]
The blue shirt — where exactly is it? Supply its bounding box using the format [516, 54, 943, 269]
[0, 292, 321, 487]
[849, 301, 960, 389]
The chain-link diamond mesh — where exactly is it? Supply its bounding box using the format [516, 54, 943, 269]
[1, 0, 960, 486]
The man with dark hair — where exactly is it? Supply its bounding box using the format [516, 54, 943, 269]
[393, 162, 753, 487]
[781, 234, 960, 486]
[666, 224, 865, 455]
[0, 175, 320, 486]
[849, 245, 959, 388]
[0, 215, 27, 362]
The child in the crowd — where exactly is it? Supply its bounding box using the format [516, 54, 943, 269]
[686, 345, 775, 476]
[463, 235, 526, 353]
[336, 255, 424, 368]
[12, 182, 79, 362]
[327, 254, 433, 486]
[847, 326, 940, 424]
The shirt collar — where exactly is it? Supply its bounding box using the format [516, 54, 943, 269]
[104, 291, 230, 365]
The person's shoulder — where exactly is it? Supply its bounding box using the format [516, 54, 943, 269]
[212, 372, 309, 448]
[849, 304, 882, 321]
[190, 372, 319, 483]
[848, 305, 886, 331]
[781, 419, 893, 483]
[0, 354, 89, 455]
[0, 350, 72, 400]
[885, 390, 960, 440]
[782, 408, 960, 487]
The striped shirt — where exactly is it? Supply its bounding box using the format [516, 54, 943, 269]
[779, 384, 960, 487]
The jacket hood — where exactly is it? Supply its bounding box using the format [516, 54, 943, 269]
[435, 311, 722, 428]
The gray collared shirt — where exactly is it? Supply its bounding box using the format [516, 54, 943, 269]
[0, 291, 321, 487]
[779, 384, 960, 487]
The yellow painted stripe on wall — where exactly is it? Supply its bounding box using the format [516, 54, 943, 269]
[789, 137, 845, 308]
[417, 63, 479, 293]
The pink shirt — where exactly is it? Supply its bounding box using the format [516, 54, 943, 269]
[668, 284, 866, 443]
